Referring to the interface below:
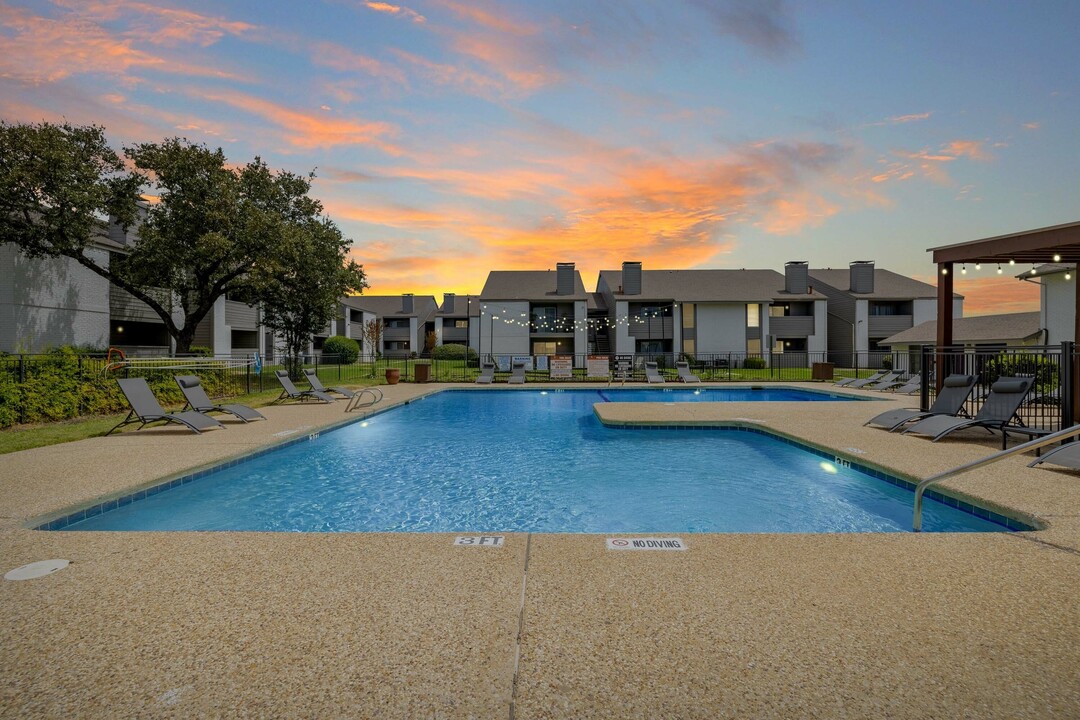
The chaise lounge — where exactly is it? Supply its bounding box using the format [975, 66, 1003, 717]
[175, 375, 266, 423]
[108, 377, 223, 436]
[273, 370, 334, 403]
[864, 374, 976, 431]
[507, 361, 527, 384]
[644, 361, 666, 384]
[901, 376, 1036, 449]
[834, 370, 887, 387]
[675, 361, 701, 383]
[304, 368, 356, 399]
[476, 362, 496, 384]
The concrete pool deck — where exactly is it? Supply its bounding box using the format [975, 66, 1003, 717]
[1, 383, 1079, 718]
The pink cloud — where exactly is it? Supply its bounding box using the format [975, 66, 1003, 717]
[311, 41, 409, 85]
[363, 2, 426, 23]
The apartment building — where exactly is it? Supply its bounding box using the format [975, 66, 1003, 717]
[595, 261, 827, 364]
[808, 262, 963, 364]
[478, 263, 591, 364]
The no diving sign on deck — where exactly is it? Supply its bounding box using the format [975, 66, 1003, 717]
[606, 537, 687, 551]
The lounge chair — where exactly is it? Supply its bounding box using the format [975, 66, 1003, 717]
[834, 370, 886, 387]
[303, 368, 355, 399]
[1028, 436, 1080, 469]
[273, 370, 334, 403]
[507, 361, 526, 384]
[849, 371, 901, 389]
[476, 362, 496, 384]
[644, 361, 665, 384]
[675, 361, 701, 383]
[175, 375, 265, 422]
[885, 376, 921, 394]
[902, 376, 1036, 449]
[873, 375, 914, 393]
[864, 374, 976, 431]
[108, 377, 223, 436]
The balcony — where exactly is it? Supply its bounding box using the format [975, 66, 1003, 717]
[530, 317, 575, 335]
[224, 300, 258, 329]
[868, 315, 913, 338]
[767, 316, 815, 337]
[383, 327, 412, 341]
[627, 316, 674, 339]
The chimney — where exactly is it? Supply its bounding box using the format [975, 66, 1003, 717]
[849, 261, 875, 294]
[784, 261, 809, 294]
[442, 293, 455, 313]
[622, 261, 642, 295]
[556, 262, 576, 295]
[402, 293, 414, 313]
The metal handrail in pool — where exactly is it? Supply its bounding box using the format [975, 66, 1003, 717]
[913, 424, 1080, 531]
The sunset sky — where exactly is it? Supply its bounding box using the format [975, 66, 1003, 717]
[3, 1, 1078, 313]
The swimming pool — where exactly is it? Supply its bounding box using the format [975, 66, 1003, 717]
[53, 389, 1012, 534]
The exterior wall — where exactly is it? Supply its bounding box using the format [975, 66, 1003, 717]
[912, 298, 937, 326]
[0, 244, 111, 352]
[613, 300, 633, 354]
[854, 299, 869, 352]
[573, 300, 588, 365]
[809, 299, 828, 354]
[1043, 273, 1074, 343]
[694, 303, 747, 353]
[212, 297, 230, 356]
[481, 301, 529, 356]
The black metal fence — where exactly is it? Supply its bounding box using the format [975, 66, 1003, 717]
[2, 345, 1076, 431]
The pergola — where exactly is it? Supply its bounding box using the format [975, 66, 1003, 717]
[929, 220, 1080, 422]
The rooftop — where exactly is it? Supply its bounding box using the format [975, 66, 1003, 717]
[598, 269, 822, 302]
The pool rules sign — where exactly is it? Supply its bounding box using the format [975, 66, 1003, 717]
[606, 537, 687, 551]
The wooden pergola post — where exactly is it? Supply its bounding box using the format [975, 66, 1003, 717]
[935, 262, 953, 390]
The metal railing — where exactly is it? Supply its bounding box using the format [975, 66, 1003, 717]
[912, 423, 1080, 531]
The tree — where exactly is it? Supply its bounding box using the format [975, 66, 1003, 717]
[361, 319, 385, 359]
[0, 121, 349, 354]
[256, 218, 366, 379]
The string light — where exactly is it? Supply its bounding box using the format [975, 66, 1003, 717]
[960, 265, 967, 275]
[997, 264, 1003, 274]
[1054, 254, 1062, 262]
[941, 267, 949, 275]
[974, 263, 981, 270]
[1009, 259, 1016, 266]
[1030, 266, 1037, 275]
[1066, 271, 1073, 281]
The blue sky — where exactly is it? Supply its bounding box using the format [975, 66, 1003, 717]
[2, 0, 1078, 312]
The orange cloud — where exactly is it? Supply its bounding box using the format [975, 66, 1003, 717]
[191, 90, 401, 152]
[388, 48, 506, 96]
[433, 0, 540, 35]
[364, 2, 426, 23]
[952, 276, 1040, 316]
[0, 2, 248, 83]
[943, 139, 991, 161]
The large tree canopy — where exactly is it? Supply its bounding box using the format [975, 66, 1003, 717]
[0, 121, 365, 353]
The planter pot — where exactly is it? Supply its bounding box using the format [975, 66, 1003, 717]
[385, 368, 400, 385]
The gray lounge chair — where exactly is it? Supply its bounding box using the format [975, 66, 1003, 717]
[835, 370, 886, 387]
[864, 374, 976, 431]
[850, 371, 901, 389]
[644, 361, 665, 384]
[476, 362, 496, 384]
[507, 361, 527, 384]
[873, 375, 915, 392]
[675, 361, 701, 383]
[175, 375, 265, 422]
[108, 377, 223, 436]
[884, 376, 921, 394]
[304, 368, 355, 399]
[273, 370, 334, 403]
[902, 376, 1036, 449]
[1028, 436, 1080, 469]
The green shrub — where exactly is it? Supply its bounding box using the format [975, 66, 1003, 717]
[432, 343, 477, 361]
[187, 345, 214, 357]
[743, 357, 767, 369]
[322, 336, 360, 364]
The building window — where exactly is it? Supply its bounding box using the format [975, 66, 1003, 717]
[681, 303, 695, 329]
[532, 341, 558, 355]
[683, 338, 696, 354]
[746, 304, 760, 328]
[747, 338, 761, 355]
[768, 304, 789, 317]
[455, 320, 469, 328]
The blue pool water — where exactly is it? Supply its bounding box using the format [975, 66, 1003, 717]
[59, 389, 1008, 533]
[587, 387, 861, 402]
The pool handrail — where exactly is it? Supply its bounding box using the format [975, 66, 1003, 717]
[913, 423, 1080, 531]
[345, 387, 384, 412]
